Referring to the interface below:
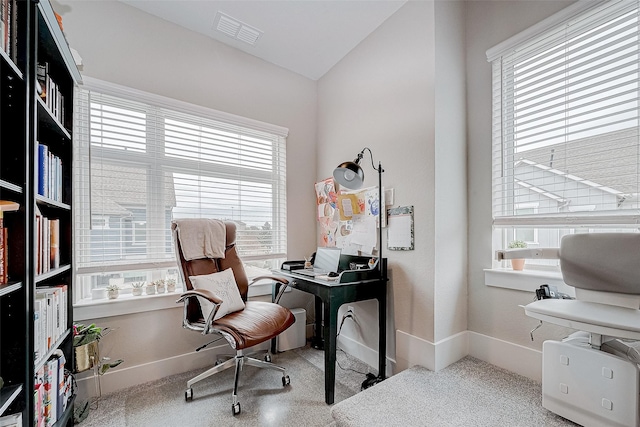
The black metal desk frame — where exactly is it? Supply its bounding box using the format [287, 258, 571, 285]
[273, 262, 387, 404]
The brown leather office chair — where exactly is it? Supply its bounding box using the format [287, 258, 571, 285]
[172, 220, 295, 416]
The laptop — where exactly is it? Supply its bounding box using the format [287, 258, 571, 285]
[295, 247, 342, 277]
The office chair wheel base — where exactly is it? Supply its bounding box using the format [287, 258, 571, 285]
[185, 388, 193, 401]
[232, 402, 241, 416]
[264, 354, 272, 363]
[282, 375, 290, 387]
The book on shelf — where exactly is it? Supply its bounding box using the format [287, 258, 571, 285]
[34, 382, 44, 427]
[0, 0, 18, 64]
[37, 143, 63, 202]
[34, 284, 67, 360]
[34, 205, 61, 275]
[37, 62, 65, 124]
[0, 200, 19, 285]
[49, 219, 59, 269]
[34, 350, 66, 427]
[37, 62, 48, 100]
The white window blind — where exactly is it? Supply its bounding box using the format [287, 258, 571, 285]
[488, 0, 640, 243]
[73, 79, 288, 280]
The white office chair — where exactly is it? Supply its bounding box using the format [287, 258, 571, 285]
[498, 233, 640, 427]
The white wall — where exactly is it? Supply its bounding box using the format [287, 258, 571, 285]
[317, 0, 468, 373]
[56, 0, 319, 395]
[466, 0, 576, 354]
[434, 0, 467, 346]
[60, 0, 589, 396]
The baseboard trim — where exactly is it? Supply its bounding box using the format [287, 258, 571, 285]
[77, 330, 542, 399]
[394, 330, 469, 372]
[337, 334, 397, 376]
[76, 341, 267, 399]
[394, 330, 541, 381]
[467, 330, 542, 382]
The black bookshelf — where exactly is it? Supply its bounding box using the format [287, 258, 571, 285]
[0, 1, 80, 425]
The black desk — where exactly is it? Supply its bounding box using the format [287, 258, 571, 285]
[273, 264, 387, 404]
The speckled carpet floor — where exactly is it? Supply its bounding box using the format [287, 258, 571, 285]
[77, 344, 368, 427]
[331, 357, 578, 427]
[77, 347, 577, 427]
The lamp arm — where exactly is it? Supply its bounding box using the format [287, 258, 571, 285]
[361, 147, 384, 173]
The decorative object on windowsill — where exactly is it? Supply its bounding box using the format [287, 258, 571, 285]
[153, 279, 166, 294]
[166, 278, 176, 293]
[131, 281, 144, 296]
[508, 240, 528, 271]
[145, 282, 156, 295]
[72, 323, 124, 424]
[105, 284, 119, 299]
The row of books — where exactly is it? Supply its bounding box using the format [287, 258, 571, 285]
[35, 207, 60, 276]
[34, 350, 72, 427]
[38, 143, 63, 203]
[34, 284, 68, 364]
[36, 62, 66, 124]
[0, 200, 19, 285]
[0, 0, 18, 63]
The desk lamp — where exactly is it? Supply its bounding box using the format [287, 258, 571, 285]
[332, 147, 385, 280]
[333, 148, 386, 390]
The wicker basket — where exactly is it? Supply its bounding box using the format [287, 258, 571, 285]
[75, 340, 100, 373]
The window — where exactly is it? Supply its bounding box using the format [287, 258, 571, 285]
[488, 1, 640, 267]
[73, 78, 288, 304]
[513, 204, 538, 245]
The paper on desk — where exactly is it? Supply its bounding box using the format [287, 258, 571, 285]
[317, 275, 339, 281]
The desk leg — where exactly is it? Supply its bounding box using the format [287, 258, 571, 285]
[323, 301, 338, 404]
[311, 296, 323, 349]
[377, 294, 386, 380]
[271, 283, 281, 354]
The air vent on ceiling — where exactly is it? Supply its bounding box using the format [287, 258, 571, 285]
[214, 12, 263, 46]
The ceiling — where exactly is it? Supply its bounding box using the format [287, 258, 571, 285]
[119, 1, 406, 80]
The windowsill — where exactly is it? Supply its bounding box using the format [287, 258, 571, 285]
[484, 268, 575, 297]
[73, 280, 275, 321]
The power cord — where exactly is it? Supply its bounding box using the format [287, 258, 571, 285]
[335, 310, 368, 376]
[336, 309, 354, 337]
[336, 347, 367, 375]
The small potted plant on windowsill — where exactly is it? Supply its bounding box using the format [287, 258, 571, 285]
[508, 240, 528, 271]
[166, 278, 176, 293]
[105, 284, 119, 299]
[145, 281, 156, 295]
[153, 279, 166, 294]
[131, 281, 145, 296]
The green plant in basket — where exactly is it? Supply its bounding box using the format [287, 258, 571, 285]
[73, 323, 124, 374]
[73, 323, 103, 347]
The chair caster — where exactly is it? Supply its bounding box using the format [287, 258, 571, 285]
[232, 402, 241, 416]
[264, 354, 272, 362]
[185, 388, 193, 401]
[282, 375, 290, 387]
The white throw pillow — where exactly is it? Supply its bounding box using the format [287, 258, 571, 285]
[189, 268, 245, 321]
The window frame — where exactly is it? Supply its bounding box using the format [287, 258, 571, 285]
[72, 77, 289, 313]
[488, 0, 640, 258]
[486, 1, 640, 284]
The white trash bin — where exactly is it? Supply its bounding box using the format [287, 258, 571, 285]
[277, 308, 306, 352]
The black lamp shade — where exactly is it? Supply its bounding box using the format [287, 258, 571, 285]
[333, 161, 364, 189]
